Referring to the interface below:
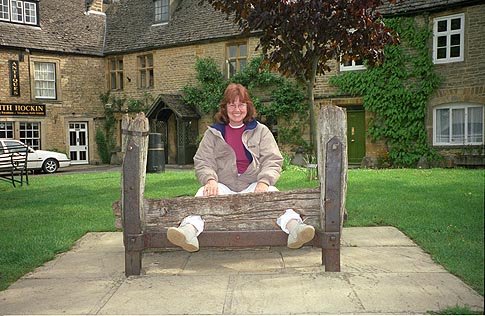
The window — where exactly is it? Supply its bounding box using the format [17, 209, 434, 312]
[0, 0, 38, 25]
[108, 57, 123, 90]
[433, 14, 464, 64]
[24, 1, 36, 24]
[10, 0, 22, 23]
[0, 0, 9, 20]
[34, 62, 56, 99]
[19, 122, 40, 149]
[154, 0, 169, 24]
[434, 104, 484, 145]
[138, 54, 154, 89]
[340, 58, 365, 71]
[0, 121, 14, 138]
[226, 43, 247, 78]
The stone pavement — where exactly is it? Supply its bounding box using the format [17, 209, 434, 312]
[0, 226, 483, 315]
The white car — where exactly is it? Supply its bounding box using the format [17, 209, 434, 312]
[0, 139, 71, 174]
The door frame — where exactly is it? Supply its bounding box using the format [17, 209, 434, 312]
[68, 121, 89, 165]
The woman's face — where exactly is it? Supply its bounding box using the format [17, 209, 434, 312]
[226, 95, 247, 126]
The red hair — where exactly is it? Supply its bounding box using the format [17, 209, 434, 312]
[215, 83, 257, 124]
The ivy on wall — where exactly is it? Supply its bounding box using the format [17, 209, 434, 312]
[330, 17, 442, 167]
[183, 56, 310, 150]
[97, 91, 152, 163]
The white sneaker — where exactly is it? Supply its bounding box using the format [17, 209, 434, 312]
[287, 223, 315, 249]
[167, 225, 199, 252]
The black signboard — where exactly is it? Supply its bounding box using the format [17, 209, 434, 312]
[0, 103, 46, 116]
[9, 60, 20, 97]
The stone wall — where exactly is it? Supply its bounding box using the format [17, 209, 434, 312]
[0, 49, 106, 163]
[107, 37, 261, 137]
[427, 4, 485, 164]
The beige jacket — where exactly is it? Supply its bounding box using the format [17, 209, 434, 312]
[194, 121, 283, 192]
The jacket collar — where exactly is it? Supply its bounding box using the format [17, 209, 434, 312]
[211, 120, 258, 137]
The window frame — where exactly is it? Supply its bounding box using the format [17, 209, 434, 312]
[138, 54, 154, 89]
[226, 42, 248, 79]
[0, 0, 9, 21]
[19, 121, 40, 149]
[0, 121, 14, 139]
[154, 0, 169, 25]
[340, 58, 366, 72]
[108, 56, 124, 91]
[433, 103, 484, 146]
[432, 13, 465, 64]
[0, 0, 39, 26]
[32, 60, 59, 100]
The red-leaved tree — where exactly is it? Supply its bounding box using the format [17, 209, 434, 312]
[202, 0, 399, 150]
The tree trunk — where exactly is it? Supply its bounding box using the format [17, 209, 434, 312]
[307, 56, 319, 155]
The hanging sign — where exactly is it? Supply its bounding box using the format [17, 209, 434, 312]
[9, 60, 20, 97]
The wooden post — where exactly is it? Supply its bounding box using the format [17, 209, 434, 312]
[316, 106, 348, 272]
[121, 113, 149, 276]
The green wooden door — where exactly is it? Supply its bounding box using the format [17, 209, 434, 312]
[347, 110, 366, 165]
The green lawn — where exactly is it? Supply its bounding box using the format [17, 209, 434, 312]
[0, 167, 483, 301]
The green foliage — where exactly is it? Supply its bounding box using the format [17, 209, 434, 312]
[281, 152, 292, 171]
[330, 17, 441, 167]
[205, 0, 396, 81]
[95, 128, 111, 164]
[182, 57, 225, 114]
[229, 55, 281, 88]
[182, 56, 310, 150]
[430, 305, 483, 315]
[97, 91, 153, 161]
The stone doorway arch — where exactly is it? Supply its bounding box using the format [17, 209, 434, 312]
[146, 94, 200, 165]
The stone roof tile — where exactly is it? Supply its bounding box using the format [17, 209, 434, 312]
[1, 0, 480, 56]
[103, 0, 243, 54]
[379, 0, 481, 16]
[0, 0, 105, 55]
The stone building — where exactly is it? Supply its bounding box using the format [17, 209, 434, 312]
[0, 0, 106, 164]
[378, 0, 485, 167]
[1, 0, 483, 166]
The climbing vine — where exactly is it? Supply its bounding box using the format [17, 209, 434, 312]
[330, 17, 442, 167]
[97, 91, 152, 163]
[183, 56, 309, 150]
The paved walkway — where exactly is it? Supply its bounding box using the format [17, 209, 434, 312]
[0, 226, 483, 315]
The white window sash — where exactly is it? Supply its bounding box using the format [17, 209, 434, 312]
[434, 105, 484, 145]
[0, 0, 9, 21]
[433, 13, 465, 64]
[24, 1, 36, 25]
[10, 0, 23, 23]
[1, 0, 38, 24]
[34, 62, 56, 99]
[340, 59, 366, 72]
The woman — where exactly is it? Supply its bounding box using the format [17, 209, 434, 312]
[167, 83, 315, 252]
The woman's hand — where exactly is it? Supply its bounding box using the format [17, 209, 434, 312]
[254, 182, 269, 193]
[204, 179, 219, 196]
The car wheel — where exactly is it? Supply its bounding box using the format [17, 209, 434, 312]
[42, 158, 59, 174]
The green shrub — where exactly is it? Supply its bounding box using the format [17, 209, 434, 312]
[95, 128, 110, 164]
